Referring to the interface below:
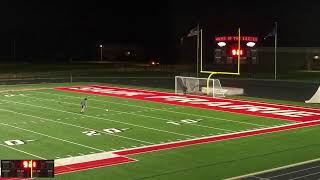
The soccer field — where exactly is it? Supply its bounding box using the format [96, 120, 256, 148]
[0, 83, 320, 180]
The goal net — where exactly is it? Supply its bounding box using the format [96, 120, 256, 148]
[305, 86, 320, 103]
[175, 76, 226, 97]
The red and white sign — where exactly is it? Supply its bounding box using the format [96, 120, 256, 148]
[215, 36, 258, 42]
[55, 85, 320, 122]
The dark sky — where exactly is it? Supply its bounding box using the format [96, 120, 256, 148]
[0, 1, 320, 60]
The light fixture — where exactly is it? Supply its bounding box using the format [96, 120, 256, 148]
[217, 42, 226, 47]
[246, 42, 256, 47]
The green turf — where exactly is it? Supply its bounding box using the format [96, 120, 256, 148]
[0, 83, 319, 180]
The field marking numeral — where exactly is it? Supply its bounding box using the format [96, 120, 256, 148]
[103, 128, 122, 134]
[181, 119, 199, 124]
[82, 131, 101, 136]
[82, 128, 128, 136]
[167, 119, 201, 125]
[4, 94, 26, 97]
[166, 121, 181, 125]
[4, 140, 25, 146]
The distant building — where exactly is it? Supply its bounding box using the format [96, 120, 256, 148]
[257, 47, 320, 72]
[98, 43, 146, 62]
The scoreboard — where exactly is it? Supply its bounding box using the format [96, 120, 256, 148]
[1, 160, 54, 178]
[214, 35, 258, 65]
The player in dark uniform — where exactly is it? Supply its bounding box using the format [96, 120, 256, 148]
[80, 98, 88, 113]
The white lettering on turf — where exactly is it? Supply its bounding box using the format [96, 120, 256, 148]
[146, 96, 320, 118]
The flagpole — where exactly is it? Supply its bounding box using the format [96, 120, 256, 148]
[274, 22, 278, 80]
[196, 24, 200, 77]
[200, 28, 203, 72]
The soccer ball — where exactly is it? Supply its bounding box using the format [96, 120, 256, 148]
[105, 109, 109, 111]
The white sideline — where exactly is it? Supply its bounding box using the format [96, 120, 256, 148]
[55, 152, 119, 167]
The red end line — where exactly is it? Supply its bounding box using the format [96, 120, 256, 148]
[55, 156, 136, 175]
[115, 120, 320, 156]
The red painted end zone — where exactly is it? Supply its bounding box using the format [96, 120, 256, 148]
[55, 156, 135, 175]
[55, 85, 320, 122]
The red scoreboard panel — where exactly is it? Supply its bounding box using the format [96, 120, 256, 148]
[215, 36, 258, 42]
[214, 35, 258, 65]
[1, 160, 54, 178]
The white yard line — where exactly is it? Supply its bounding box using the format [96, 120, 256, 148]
[0, 122, 105, 152]
[34, 91, 270, 127]
[0, 143, 46, 159]
[0, 108, 153, 145]
[24, 94, 236, 133]
[0, 99, 197, 139]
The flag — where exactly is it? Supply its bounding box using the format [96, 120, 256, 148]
[180, 37, 184, 45]
[187, 27, 199, 37]
[264, 27, 276, 39]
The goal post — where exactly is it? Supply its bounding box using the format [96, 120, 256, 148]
[199, 28, 241, 95]
[175, 76, 226, 97]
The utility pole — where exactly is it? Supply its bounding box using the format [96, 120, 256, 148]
[99, 44, 103, 61]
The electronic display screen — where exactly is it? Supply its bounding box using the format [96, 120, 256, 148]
[1, 160, 54, 178]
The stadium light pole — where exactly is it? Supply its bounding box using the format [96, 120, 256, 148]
[99, 44, 103, 61]
[12, 40, 16, 59]
[196, 24, 200, 78]
[274, 22, 278, 80]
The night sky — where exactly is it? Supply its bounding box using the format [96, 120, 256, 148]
[0, 1, 319, 62]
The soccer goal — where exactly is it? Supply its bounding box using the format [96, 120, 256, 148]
[305, 86, 320, 103]
[175, 76, 226, 97]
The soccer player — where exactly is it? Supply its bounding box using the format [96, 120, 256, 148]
[80, 98, 88, 113]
